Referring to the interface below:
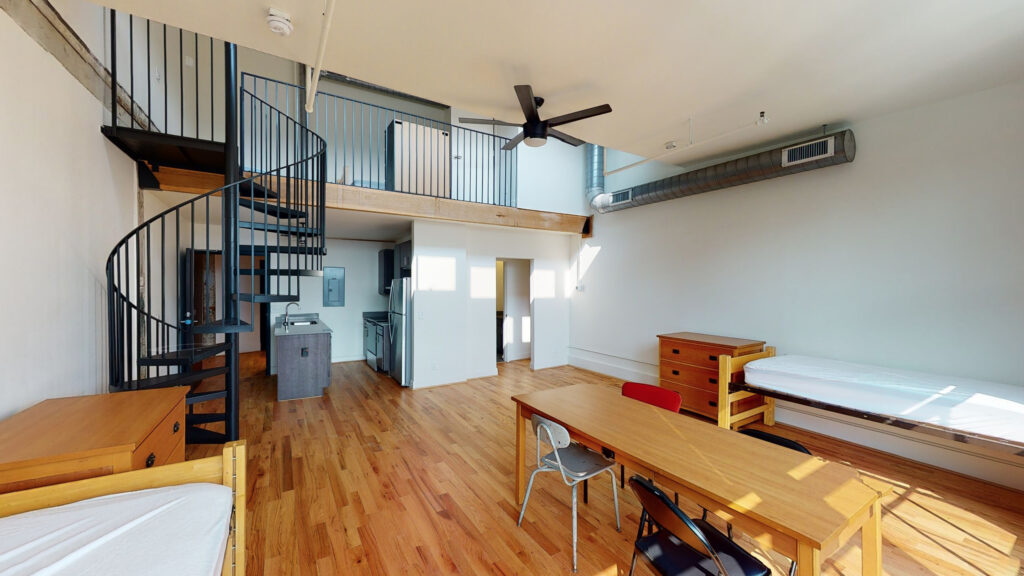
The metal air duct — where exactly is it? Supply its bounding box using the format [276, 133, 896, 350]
[591, 129, 856, 213]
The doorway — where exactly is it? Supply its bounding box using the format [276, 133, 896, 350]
[497, 258, 531, 363]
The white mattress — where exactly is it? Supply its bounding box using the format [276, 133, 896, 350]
[744, 355, 1024, 445]
[0, 483, 232, 576]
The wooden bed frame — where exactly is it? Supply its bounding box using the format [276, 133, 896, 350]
[716, 350, 1024, 457]
[0, 441, 246, 576]
[717, 346, 778, 429]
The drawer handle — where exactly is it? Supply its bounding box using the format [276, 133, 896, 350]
[708, 355, 718, 362]
[709, 378, 718, 384]
[145, 453, 156, 468]
[672, 369, 680, 376]
[672, 348, 679, 354]
[709, 401, 718, 407]
[173, 421, 180, 434]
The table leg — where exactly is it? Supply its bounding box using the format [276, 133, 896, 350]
[796, 542, 821, 576]
[515, 404, 527, 504]
[862, 499, 883, 575]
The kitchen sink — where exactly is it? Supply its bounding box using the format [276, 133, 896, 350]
[286, 320, 317, 326]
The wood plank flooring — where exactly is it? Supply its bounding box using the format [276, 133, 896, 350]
[189, 353, 1024, 575]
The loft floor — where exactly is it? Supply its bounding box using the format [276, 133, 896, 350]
[146, 165, 589, 235]
[187, 353, 1024, 575]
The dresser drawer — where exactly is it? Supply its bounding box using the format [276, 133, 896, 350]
[132, 397, 185, 470]
[660, 361, 720, 392]
[661, 381, 765, 420]
[660, 381, 719, 419]
[659, 340, 732, 370]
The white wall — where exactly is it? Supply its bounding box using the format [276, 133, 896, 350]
[411, 220, 574, 388]
[569, 79, 1024, 488]
[0, 10, 137, 419]
[270, 238, 390, 362]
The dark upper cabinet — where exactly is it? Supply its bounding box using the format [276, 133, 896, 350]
[395, 241, 412, 279]
[378, 249, 394, 295]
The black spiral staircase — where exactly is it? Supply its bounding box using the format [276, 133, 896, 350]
[102, 12, 326, 443]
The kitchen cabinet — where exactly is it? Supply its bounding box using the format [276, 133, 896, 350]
[378, 249, 394, 295]
[276, 324, 332, 401]
[394, 241, 412, 279]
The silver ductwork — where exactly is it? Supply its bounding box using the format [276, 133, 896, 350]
[584, 143, 605, 205]
[590, 129, 856, 213]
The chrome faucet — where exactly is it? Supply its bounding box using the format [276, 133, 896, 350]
[284, 302, 300, 332]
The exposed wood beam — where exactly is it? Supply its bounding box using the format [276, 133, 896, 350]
[147, 166, 588, 235]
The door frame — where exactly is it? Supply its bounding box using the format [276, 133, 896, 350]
[498, 258, 532, 364]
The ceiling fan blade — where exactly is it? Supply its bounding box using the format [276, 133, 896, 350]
[502, 132, 525, 151]
[546, 104, 612, 127]
[514, 85, 541, 124]
[458, 117, 520, 127]
[548, 128, 585, 147]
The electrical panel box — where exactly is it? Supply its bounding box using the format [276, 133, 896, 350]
[324, 267, 345, 307]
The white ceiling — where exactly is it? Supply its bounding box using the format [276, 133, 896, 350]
[100, 1, 1024, 165]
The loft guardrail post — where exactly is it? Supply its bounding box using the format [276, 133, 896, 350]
[223, 41, 240, 442]
[109, 9, 117, 131]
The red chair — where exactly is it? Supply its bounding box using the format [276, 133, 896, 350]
[622, 382, 682, 412]
[616, 382, 682, 489]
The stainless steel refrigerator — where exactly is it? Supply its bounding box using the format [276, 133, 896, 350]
[388, 277, 412, 387]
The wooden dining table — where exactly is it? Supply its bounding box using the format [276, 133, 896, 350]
[512, 384, 889, 576]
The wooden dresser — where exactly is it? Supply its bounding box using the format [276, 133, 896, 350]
[657, 332, 765, 419]
[0, 387, 186, 494]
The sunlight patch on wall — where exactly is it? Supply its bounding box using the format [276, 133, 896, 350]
[417, 255, 457, 292]
[522, 316, 531, 343]
[531, 269, 556, 300]
[469, 265, 496, 299]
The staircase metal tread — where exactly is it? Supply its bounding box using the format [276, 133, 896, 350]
[238, 198, 307, 219]
[121, 366, 228, 391]
[185, 426, 228, 444]
[240, 268, 323, 277]
[240, 244, 325, 256]
[238, 221, 318, 235]
[192, 319, 252, 334]
[138, 342, 231, 365]
[236, 293, 298, 303]
[187, 390, 228, 404]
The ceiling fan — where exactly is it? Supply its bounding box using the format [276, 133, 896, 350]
[459, 85, 612, 151]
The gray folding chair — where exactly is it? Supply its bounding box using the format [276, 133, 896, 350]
[517, 414, 621, 572]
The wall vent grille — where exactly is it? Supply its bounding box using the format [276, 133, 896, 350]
[782, 136, 834, 167]
[610, 189, 632, 205]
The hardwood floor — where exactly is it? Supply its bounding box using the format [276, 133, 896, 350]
[189, 353, 1024, 575]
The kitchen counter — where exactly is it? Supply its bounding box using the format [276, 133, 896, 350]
[275, 316, 332, 401]
[274, 322, 333, 337]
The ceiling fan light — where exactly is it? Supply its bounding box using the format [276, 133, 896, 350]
[524, 136, 547, 147]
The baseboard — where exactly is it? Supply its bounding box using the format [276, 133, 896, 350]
[568, 347, 657, 384]
[775, 402, 1024, 491]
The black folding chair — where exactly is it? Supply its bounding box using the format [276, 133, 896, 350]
[627, 476, 770, 576]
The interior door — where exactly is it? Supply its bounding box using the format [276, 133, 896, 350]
[502, 259, 531, 362]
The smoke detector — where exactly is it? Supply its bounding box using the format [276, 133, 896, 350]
[266, 8, 293, 36]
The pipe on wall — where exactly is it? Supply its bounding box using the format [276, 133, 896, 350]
[584, 143, 605, 206]
[589, 129, 856, 213]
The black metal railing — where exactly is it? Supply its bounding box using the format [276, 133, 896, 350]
[108, 9, 225, 141]
[243, 73, 518, 207]
[106, 86, 325, 389]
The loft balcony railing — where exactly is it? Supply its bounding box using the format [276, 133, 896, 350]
[106, 10, 226, 141]
[243, 73, 518, 208]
